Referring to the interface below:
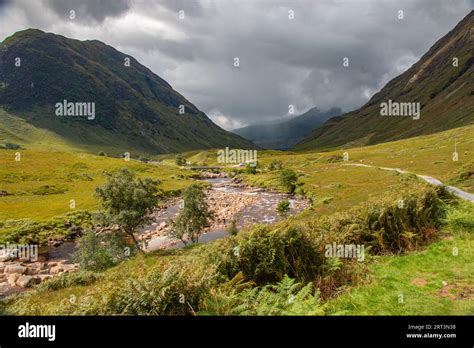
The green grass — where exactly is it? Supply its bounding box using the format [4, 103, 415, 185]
[0, 149, 194, 222]
[324, 202, 474, 315]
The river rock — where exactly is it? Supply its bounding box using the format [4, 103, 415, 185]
[7, 273, 20, 286]
[16, 275, 40, 288]
[32, 262, 47, 270]
[25, 267, 39, 276]
[0, 281, 8, 294]
[4, 264, 27, 275]
[49, 265, 63, 274]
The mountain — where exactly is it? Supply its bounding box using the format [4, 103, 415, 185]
[233, 107, 341, 149]
[0, 29, 254, 155]
[295, 11, 474, 151]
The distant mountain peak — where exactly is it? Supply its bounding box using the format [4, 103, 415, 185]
[233, 107, 341, 150]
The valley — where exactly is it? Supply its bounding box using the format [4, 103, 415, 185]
[0, 123, 472, 315]
[0, 8, 472, 320]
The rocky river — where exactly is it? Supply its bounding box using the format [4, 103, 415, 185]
[0, 173, 309, 297]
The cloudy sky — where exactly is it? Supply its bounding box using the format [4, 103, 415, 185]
[0, 0, 472, 129]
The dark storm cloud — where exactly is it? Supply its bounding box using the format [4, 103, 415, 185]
[0, 0, 11, 9]
[0, 0, 472, 129]
[46, 0, 131, 23]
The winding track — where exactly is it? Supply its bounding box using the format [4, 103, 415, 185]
[343, 163, 474, 203]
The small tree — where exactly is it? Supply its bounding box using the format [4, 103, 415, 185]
[279, 169, 297, 193]
[175, 155, 186, 166]
[276, 200, 291, 218]
[95, 168, 160, 252]
[168, 184, 214, 244]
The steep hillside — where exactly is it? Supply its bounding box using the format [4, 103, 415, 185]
[0, 29, 254, 155]
[295, 11, 474, 151]
[233, 107, 341, 149]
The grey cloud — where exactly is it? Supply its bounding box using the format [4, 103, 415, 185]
[158, 0, 205, 17]
[46, 0, 131, 23]
[0, 0, 11, 9]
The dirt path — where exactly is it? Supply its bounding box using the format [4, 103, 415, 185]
[343, 163, 474, 203]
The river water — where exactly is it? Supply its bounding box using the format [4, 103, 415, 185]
[42, 177, 309, 259]
[143, 177, 309, 251]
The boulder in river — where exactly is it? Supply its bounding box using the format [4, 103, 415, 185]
[4, 264, 27, 275]
[16, 275, 40, 288]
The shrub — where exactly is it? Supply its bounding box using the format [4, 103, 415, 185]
[276, 200, 290, 217]
[72, 229, 131, 271]
[267, 160, 283, 171]
[227, 218, 239, 236]
[245, 163, 257, 174]
[111, 263, 217, 315]
[279, 169, 297, 193]
[216, 225, 325, 284]
[175, 155, 186, 166]
[320, 187, 448, 254]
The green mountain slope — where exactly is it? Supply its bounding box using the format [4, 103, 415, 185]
[0, 29, 254, 155]
[233, 107, 341, 150]
[295, 11, 474, 151]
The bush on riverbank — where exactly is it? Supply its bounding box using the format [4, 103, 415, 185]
[73, 229, 133, 271]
